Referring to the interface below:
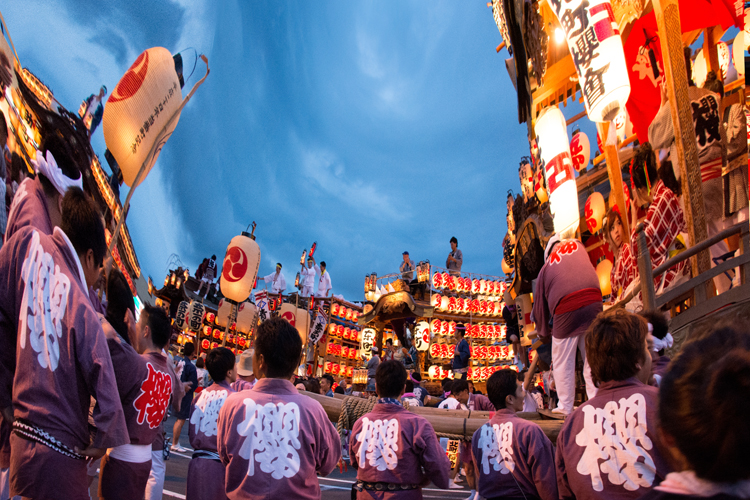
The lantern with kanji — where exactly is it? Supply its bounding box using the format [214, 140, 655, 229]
[537, 106, 579, 238]
[360, 328, 376, 360]
[235, 302, 257, 335]
[570, 131, 591, 172]
[201, 339, 210, 350]
[431, 294, 442, 309]
[331, 303, 339, 317]
[174, 301, 189, 330]
[585, 192, 606, 233]
[549, 0, 630, 122]
[432, 272, 444, 289]
[205, 312, 216, 324]
[202, 325, 211, 337]
[219, 229, 261, 304]
[515, 293, 535, 344]
[279, 303, 311, 345]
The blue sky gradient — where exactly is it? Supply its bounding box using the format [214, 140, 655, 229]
[4, 0, 543, 300]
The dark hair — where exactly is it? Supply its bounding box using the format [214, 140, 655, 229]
[487, 369, 519, 410]
[451, 379, 469, 395]
[640, 310, 669, 340]
[631, 143, 658, 193]
[684, 47, 694, 87]
[659, 326, 750, 482]
[255, 318, 302, 378]
[586, 309, 648, 386]
[450, 236, 458, 245]
[321, 374, 334, 387]
[206, 347, 235, 382]
[211, 254, 216, 260]
[0, 110, 7, 138]
[703, 70, 724, 97]
[11, 152, 27, 183]
[105, 269, 135, 342]
[441, 377, 452, 391]
[304, 378, 321, 394]
[39, 131, 83, 198]
[60, 187, 106, 267]
[405, 380, 414, 392]
[411, 372, 422, 382]
[141, 304, 172, 350]
[320, 261, 326, 268]
[605, 208, 623, 246]
[658, 158, 681, 197]
[196, 357, 205, 369]
[385, 338, 393, 345]
[516, 370, 526, 382]
[183, 341, 195, 357]
[375, 360, 407, 398]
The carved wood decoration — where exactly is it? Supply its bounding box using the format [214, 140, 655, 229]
[492, 0, 513, 55]
[523, 0, 549, 86]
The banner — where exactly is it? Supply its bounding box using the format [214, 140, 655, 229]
[308, 306, 327, 345]
[255, 291, 270, 322]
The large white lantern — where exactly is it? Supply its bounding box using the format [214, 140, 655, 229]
[279, 303, 311, 345]
[550, 0, 631, 122]
[219, 230, 260, 304]
[515, 293, 535, 346]
[103, 47, 183, 187]
[215, 299, 232, 328]
[235, 302, 258, 334]
[537, 106, 580, 238]
[570, 131, 590, 172]
[174, 301, 189, 330]
[414, 321, 430, 352]
[360, 328, 377, 360]
[186, 300, 205, 333]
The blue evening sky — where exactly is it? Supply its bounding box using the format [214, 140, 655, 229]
[3, 0, 571, 300]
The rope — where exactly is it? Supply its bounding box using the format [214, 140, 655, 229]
[335, 396, 467, 441]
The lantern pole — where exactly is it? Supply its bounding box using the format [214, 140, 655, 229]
[222, 300, 236, 348]
[652, 0, 710, 284]
[105, 55, 211, 275]
[597, 122, 630, 241]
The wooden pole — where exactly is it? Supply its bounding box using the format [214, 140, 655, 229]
[702, 27, 720, 76]
[599, 122, 630, 242]
[636, 223, 657, 309]
[652, 0, 710, 282]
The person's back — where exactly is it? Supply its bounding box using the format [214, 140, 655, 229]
[350, 360, 450, 498]
[556, 310, 670, 500]
[473, 369, 557, 500]
[217, 318, 340, 499]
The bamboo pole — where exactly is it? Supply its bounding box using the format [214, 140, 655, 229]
[599, 122, 630, 241]
[652, 0, 710, 283]
[313, 392, 564, 441]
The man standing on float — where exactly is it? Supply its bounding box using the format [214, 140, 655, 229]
[532, 235, 601, 415]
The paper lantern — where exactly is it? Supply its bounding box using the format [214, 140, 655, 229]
[515, 294, 535, 343]
[445, 275, 456, 292]
[174, 301, 189, 330]
[428, 365, 440, 379]
[342, 346, 350, 358]
[534, 167, 549, 204]
[328, 324, 336, 336]
[430, 319, 442, 335]
[432, 272, 443, 289]
[331, 303, 339, 317]
[414, 320, 431, 352]
[103, 47, 183, 188]
[212, 328, 221, 339]
[215, 299, 231, 328]
[537, 106, 579, 238]
[210, 342, 219, 350]
[201, 339, 210, 350]
[472, 279, 480, 294]
[279, 303, 311, 345]
[733, 31, 745, 76]
[585, 192, 606, 233]
[360, 328, 376, 360]
[440, 296, 449, 310]
[570, 131, 591, 172]
[220, 231, 261, 304]
[479, 280, 487, 294]
[205, 312, 216, 324]
[235, 302, 257, 334]
[345, 308, 353, 321]
[502, 259, 514, 275]
[613, 109, 632, 142]
[549, 0, 630, 122]
[456, 297, 465, 314]
[202, 326, 211, 337]
[344, 327, 351, 340]
[596, 259, 614, 296]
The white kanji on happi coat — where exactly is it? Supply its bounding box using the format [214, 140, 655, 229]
[478, 422, 516, 474]
[355, 417, 400, 471]
[133, 363, 173, 429]
[238, 399, 302, 479]
[19, 231, 71, 372]
[574, 393, 656, 492]
[190, 389, 229, 438]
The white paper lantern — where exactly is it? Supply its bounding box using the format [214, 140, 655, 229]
[235, 302, 258, 334]
[550, 0, 631, 122]
[428, 365, 440, 379]
[570, 131, 591, 172]
[174, 301, 189, 330]
[103, 47, 183, 187]
[537, 106, 580, 238]
[219, 232, 260, 304]
[360, 328, 377, 360]
[613, 109, 632, 142]
[279, 303, 311, 345]
[440, 296, 449, 310]
[733, 31, 745, 76]
[186, 300, 205, 333]
[215, 299, 232, 328]
[414, 321, 431, 352]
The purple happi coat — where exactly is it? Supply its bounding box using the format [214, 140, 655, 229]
[152, 350, 183, 454]
[350, 403, 450, 499]
[471, 409, 558, 500]
[217, 378, 341, 500]
[533, 240, 602, 340]
[652, 356, 671, 377]
[4, 177, 52, 241]
[555, 378, 671, 500]
[231, 378, 255, 392]
[0, 227, 128, 498]
[460, 394, 495, 464]
[188, 381, 235, 500]
[99, 339, 175, 499]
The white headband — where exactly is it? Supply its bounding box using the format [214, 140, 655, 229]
[31, 150, 83, 196]
[652, 332, 674, 352]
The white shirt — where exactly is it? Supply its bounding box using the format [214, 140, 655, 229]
[438, 398, 468, 410]
[315, 265, 332, 297]
[300, 266, 316, 290]
[263, 271, 286, 293]
[522, 391, 539, 412]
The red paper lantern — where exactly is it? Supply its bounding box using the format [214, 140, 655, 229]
[201, 339, 210, 350]
[202, 326, 211, 337]
[431, 319, 442, 335]
[472, 279, 480, 294]
[345, 308, 353, 321]
[331, 303, 339, 317]
[205, 312, 216, 324]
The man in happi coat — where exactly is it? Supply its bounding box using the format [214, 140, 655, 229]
[532, 235, 602, 415]
[188, 347, 236, 500]
[217, 318, 340, 499]
[5, 137, 83, 241]
[459, 388, 495, 500]
[99, 299, 177, 500]
[556, 310, 670, 500]
[350, 360, 450, 499]
[472, 369, 558, 500]
[230, 349, 255, 392]
[0, 188, 128, 499]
